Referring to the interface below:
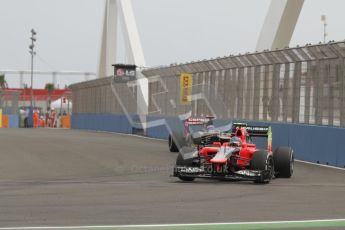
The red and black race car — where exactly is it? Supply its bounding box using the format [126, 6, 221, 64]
[172, 122, 294, 184]
[168, 116, 222, 152]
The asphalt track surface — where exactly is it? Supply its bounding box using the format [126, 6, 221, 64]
[0, 129, 345, 229]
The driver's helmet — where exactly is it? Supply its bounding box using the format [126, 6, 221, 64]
[206, 124, 215, 132]
[230, 136, 242, 147]
[205, 119, 215, 131]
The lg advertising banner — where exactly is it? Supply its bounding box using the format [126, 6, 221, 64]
[113, 64, 137, 83]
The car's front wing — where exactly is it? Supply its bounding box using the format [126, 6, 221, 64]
[173, 166, 270, 181]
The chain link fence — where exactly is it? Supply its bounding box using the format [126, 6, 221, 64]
[143, 42, 345, 127]
[0, 89, 20, 114]
[71, 41, 345, 127]
[70, 77, 136, 114]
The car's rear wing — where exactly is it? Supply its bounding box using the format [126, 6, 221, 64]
[246, 126, 270, 137]
[231, 123, 248, 133]
[232, 123, 273, 152]
[183, 117, 210, 136]
[185, 117, 210, 125]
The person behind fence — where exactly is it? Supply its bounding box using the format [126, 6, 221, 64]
[33, 109, 39, 128]
[56, 113, 61, 128]
[24, 108, 29, 128]
[45, 110, 49, 127]
[50, 108, 56, 128]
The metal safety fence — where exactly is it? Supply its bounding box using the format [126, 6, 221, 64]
[0, 90, 20, 128]
[70, 77, 137, 114]
[71, 41, 345, 128]
[0, 89, 20, 115]
[143, 42, 345, 127]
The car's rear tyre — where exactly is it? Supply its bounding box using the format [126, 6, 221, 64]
[273, 146, 294, 178]
[168, 135, 178, 152]
[169, 132, 187, 152]
[176, 152, 195, 182]
[250, 151, 274, 184]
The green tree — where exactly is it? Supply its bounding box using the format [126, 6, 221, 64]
[0, 75, 8, 88]
[45, 83, 55, 111]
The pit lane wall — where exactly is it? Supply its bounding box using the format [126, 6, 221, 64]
[70, 41, 345, 168]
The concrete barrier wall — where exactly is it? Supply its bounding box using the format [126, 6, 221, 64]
[71, 113, 132, 134]
[71, 114, 345, 168]
[243, 120, 345, 167]
[8, 115, 19, 128]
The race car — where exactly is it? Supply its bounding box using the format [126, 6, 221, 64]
[173, 123, 294, 184]
[168, 116, 228, 152]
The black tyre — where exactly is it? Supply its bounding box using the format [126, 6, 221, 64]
[175, 152, 195, 182]
[168, 135, 178, 152]
[250, 151, 274, 184]
[168, 132, 186, 153]
[273, 146, 294, 178]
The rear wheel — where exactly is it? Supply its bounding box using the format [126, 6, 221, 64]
[273, 147, 294, 178]
[250, 151, 274, 184]
[168, 135, 178, 152]
[168, 132, 186, 152]
[176, 152, 195, 182]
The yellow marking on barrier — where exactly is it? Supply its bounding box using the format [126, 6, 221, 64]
[180, 73, 193, 105]
[0, 109, 2, 128]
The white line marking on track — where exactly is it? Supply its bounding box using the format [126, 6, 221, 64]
[92, 130, 166, 142]
[1, 218, 345, 229]
[296, 160, 345, 171]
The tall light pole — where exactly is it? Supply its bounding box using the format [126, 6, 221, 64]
[321, 15, 327, 43]
[29, 29, 37, 127]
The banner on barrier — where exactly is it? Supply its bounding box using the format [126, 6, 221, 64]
[113, 64, 136, 83]
[180, 73, 193, 105]
[0, 109, 2, 128]
[2, 115, 8, 128]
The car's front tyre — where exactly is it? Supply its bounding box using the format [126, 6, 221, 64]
[250, 151, 274, 184]
[168, 135, 178, 152]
